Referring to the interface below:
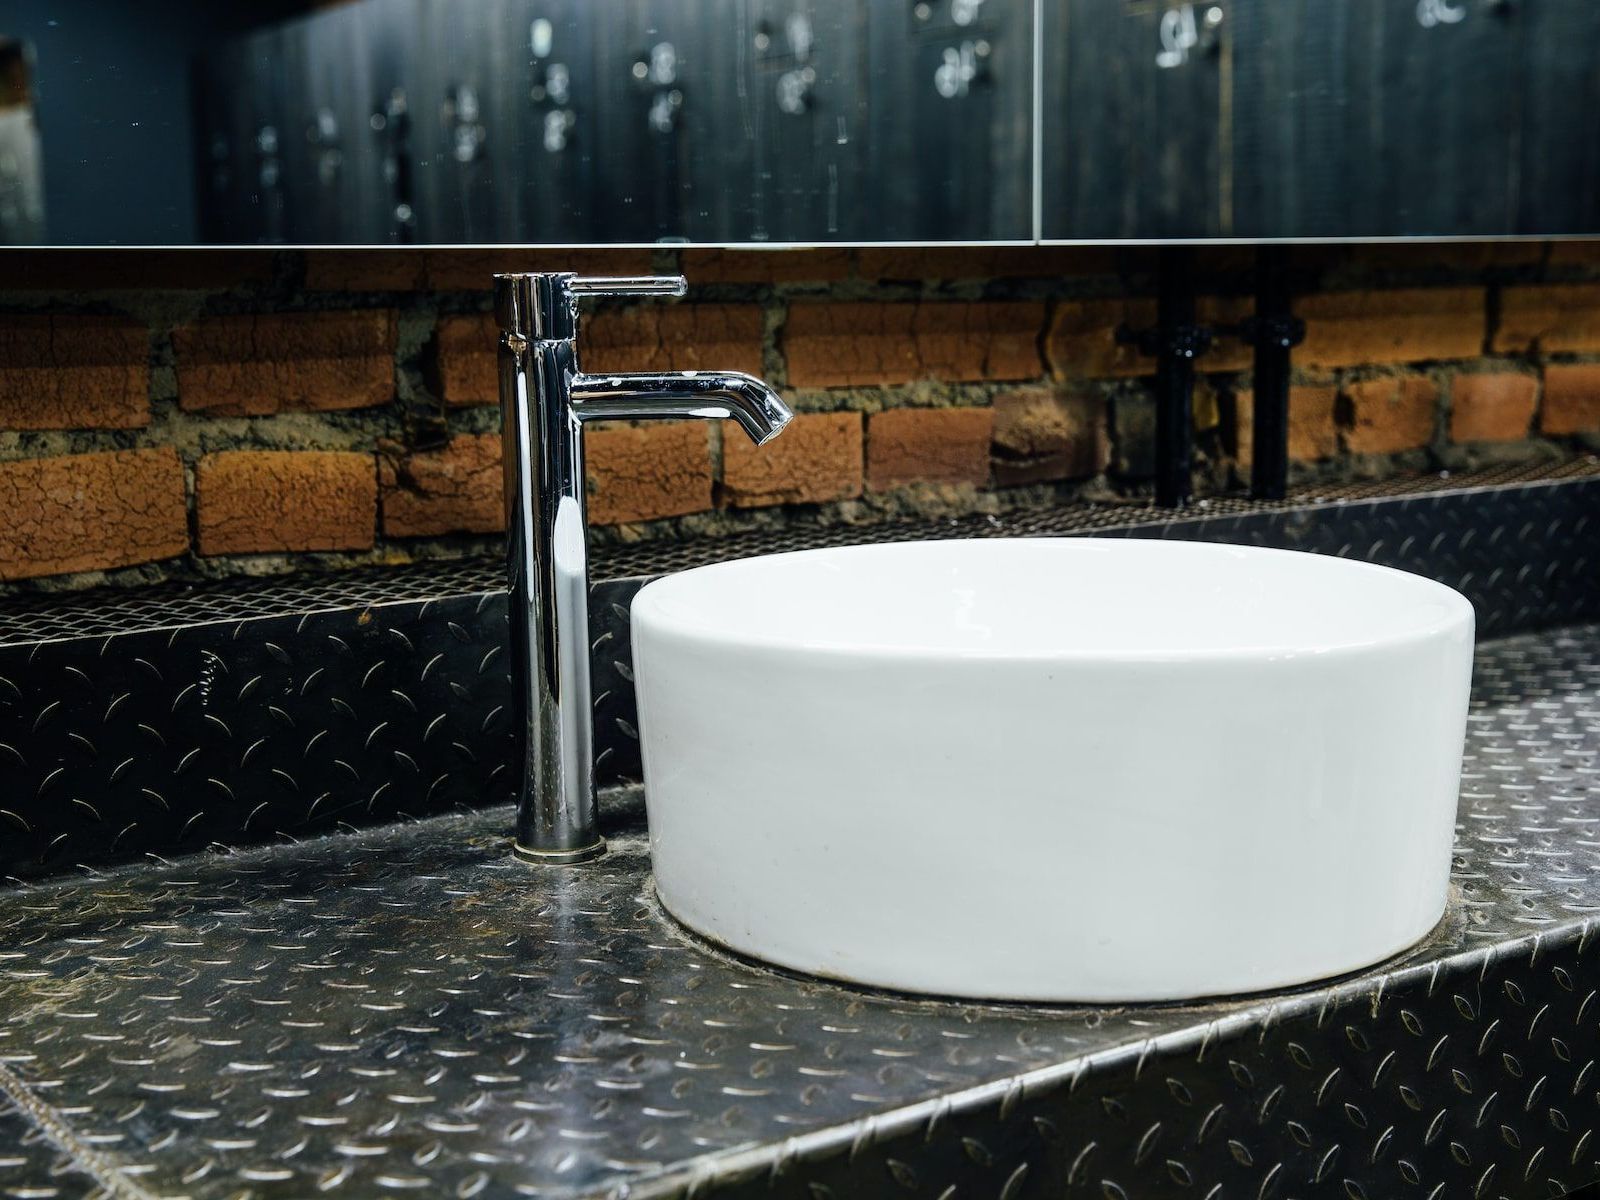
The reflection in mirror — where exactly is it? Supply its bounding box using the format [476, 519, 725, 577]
[12, 0, 1600, 246]
[10, 0, 1033, 246]
[0, 38, 44, 244]
[1042, 0, 1600, 239]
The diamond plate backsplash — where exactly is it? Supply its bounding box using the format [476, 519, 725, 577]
[0, 467, 1595, 884]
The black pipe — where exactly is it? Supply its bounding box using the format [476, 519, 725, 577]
[1153, 247, 1202, 509]
[1247, 247, 1302, 500]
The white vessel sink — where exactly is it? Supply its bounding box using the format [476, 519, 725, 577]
[631, 538, 1474, 1003]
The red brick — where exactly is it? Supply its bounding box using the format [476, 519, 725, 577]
[785, 302, 1044, 388]
[1449, 373, 1538, 443]
[175, 311, 396, 415]
[434, 314, 498, 408]
[1195, 297, 1254, 372]
[0, 449, 187, 581]
[1541, 364, 1600, 435]
[1045, 297, 1251, 380]
[586, 422, 713, 525]
[866, 407, 993, 490]
[721, 411, 862, 506]
[197, 450, 376, 555]
[380, 434, 504, 538]
[585, 304, 764, 377]
[1343, 376, 1439, 454]
[304, 251, 426, 292]
[1046, 298, 1152, 379]
[421, 248, 653, 292]
[0, 251, 274, 291]
[855, 246, 1118, 282]
[990, 387, 1106, 484]
[0, 315, 149, 430]
[1297, 289, 1484, 369]
[681, 248, 851, 284]
[1493, 284, 1600, 355]
[1236, 385, 1339, 466]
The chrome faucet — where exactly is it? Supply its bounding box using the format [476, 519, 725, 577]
[495, 272, 792, 863]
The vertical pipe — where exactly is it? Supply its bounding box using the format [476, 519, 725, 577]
[1154, 247, 1196, 509]
[1250, 246, 1292, 500]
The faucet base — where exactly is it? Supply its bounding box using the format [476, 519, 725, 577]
[512, 839, 607, 865]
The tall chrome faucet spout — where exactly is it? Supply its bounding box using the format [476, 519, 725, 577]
[571, 371, 792, 444]
[495, 272, 790, 865]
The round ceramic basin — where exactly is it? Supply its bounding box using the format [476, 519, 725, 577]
[630, 538, 1475, 1003]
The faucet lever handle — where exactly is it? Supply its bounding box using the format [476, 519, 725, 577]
[568, 275, 687, 299]
[495, 273, 686, 339]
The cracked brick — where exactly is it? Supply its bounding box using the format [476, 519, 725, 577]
[1343, 376, 1439, 454]
[991, 387, 1108, 484]
[1298, 289, 1484, 369]
[0, 315, 150, 430]
[721, 411, 862, 507]
[197, 450, 377, 555]
[1494, 284, 1600, 355]
[0, 449, 186, 580]
[784, 302, 1045, 388]
[867, 407, 993, 490]
[381, 434, 504, 538]
[175, 311, 396, 415]
[584, 304, 764, 376]
[1236, 385, 1339, 466]
[586, 422, 713, 525]
[434, 314, 499, 408]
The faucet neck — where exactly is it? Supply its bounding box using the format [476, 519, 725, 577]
[496, 270, 789, 868]
[494, 272, 582, 342]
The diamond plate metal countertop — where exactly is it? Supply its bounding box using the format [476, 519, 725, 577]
[0, 625, 1597, 1199]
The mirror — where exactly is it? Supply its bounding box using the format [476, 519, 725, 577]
[1043, 0, 1600, 240]
[6, 0, 1600, 246]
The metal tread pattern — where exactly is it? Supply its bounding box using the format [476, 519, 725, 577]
[0, 625, 1595, 1199]
[592, 455, 1600, 580]
[1, 457, 1594, 649]
[0, 1102, 101, 1200]
[0, 560, 503, 650]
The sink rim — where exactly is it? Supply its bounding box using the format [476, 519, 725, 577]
[632, 536, 1475, 664]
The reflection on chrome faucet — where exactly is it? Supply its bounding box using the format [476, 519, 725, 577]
[495, 273, 792, 864]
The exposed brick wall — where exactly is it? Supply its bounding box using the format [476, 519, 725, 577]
[1235, 385, 1340, 467]
[587, 422, 714, 525]
[784, 301, 1044, 387]
[1451, 373, 1538, 443]
[1, 242, 1598, 592]
[196, 450, 377, 555]
[867, 407, 994, 490]
[0, 449, 187, 580]
[0, 316, 150, 430]
[722, 412, 863, 508]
